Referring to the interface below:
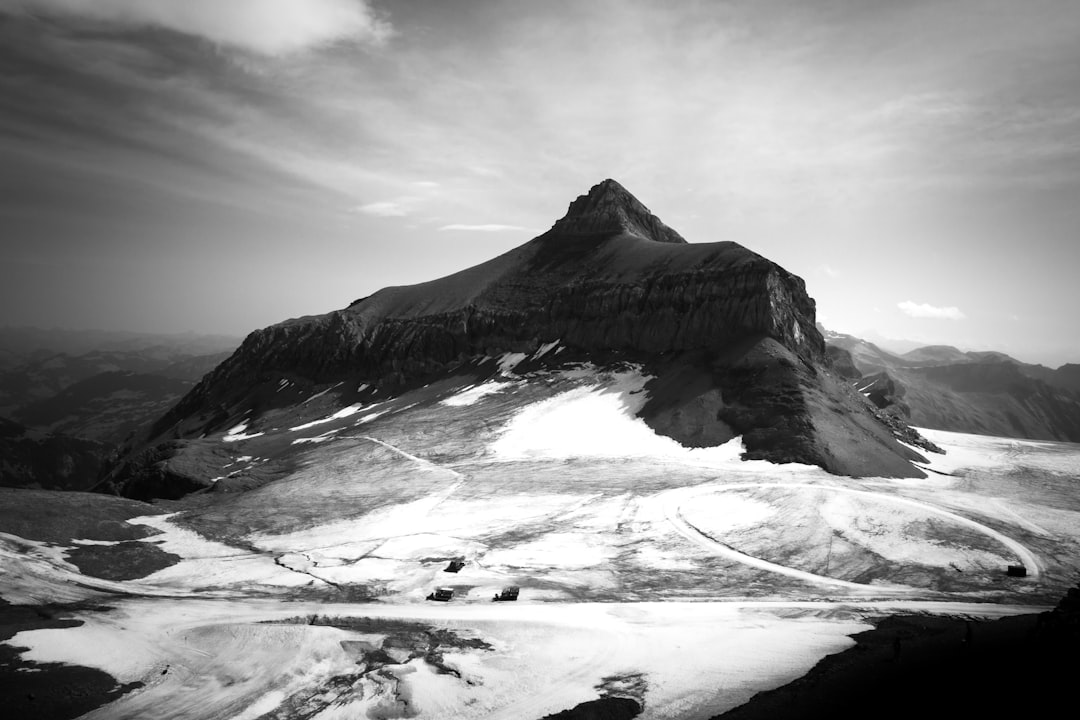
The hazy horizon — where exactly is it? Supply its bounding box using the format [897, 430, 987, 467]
[3, 0, 1079, 366]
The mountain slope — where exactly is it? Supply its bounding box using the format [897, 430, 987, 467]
[819, 329, 907, 375]
[827, 332, 1080, 442]
[1016, 362, 1080, 393]
[901, 363, 1080, 441]
[104, 180, 929, 498]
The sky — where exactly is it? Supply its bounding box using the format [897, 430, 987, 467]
[1, 0, 1079, 366]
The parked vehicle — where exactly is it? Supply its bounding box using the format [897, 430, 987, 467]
[427, 587, 455, 601]
[493, 586, 520, 602]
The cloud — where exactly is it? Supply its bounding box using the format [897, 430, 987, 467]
[468, 166, 504, 178]
[438, 224, 534, 233]
[355, 201, 409, 217]
[819, 264, 839, 278]
[897, 301, 966, 320]
[9, 0, 393, 54]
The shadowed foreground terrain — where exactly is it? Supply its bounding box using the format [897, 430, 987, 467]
[717, 584, 1080, 720]
[0, 600, 143, 720]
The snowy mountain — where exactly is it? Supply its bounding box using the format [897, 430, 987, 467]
[104, 180, 932, 499]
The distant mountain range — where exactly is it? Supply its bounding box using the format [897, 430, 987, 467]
[823, 328, 1080, 442]
[0, 330, 239, 490]
[0, 327, 239, 362]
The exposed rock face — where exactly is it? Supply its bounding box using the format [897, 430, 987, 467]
[108, 179, 930, 498]
[640, 338, 932, 477]
[549, 178, 687, 243]
[825, 345, 861, 380]
[860, 371, 910, 417]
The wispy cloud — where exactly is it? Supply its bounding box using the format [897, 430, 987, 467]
[897, 301, 966, 320]
[438, 224, 534, 233]
[355, 201, 410, 218]
[9, 0, 393, 54]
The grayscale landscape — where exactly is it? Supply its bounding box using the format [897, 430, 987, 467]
[2, 2, 1079, 720]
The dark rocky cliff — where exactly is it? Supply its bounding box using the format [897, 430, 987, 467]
[107, 180, 929, 498]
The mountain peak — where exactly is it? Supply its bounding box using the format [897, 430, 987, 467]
[548, 178, 687, 244]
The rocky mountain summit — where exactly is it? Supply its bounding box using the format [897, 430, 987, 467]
[105, 180, 931, 498]
[549, 177, 688, 242]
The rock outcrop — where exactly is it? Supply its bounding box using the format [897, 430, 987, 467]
[106, 179, 931, 498]
[826, 345, 861, 380]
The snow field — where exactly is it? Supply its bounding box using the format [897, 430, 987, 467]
[663, 480, 1038, 590]
[489, 366, 819, 473]
[127, 514, 311, 590]
[3, 363, 1079, 719]
[7, 597, 1043, 720]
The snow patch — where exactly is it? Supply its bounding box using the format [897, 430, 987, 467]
[292, 428, 343, 445]
[497, 352, 527, 376]
[8, 621, 159, 683]
[126, 514, 311, 589]
[233, 690, 287, 720]
[634, 545, 698, 571]
[353, 410, 387, 425]
[484, 533, 614, 569]
[680, 493, 778, 534]
[291, 402, 386, 432]
[533, 340, 561, 359]
[490, 367, 815, 471]
[223, 421, 264, 442]
[818, 493, 1011, 570]
[302, 381, 344, 405]
[441, 381, 514, 407]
